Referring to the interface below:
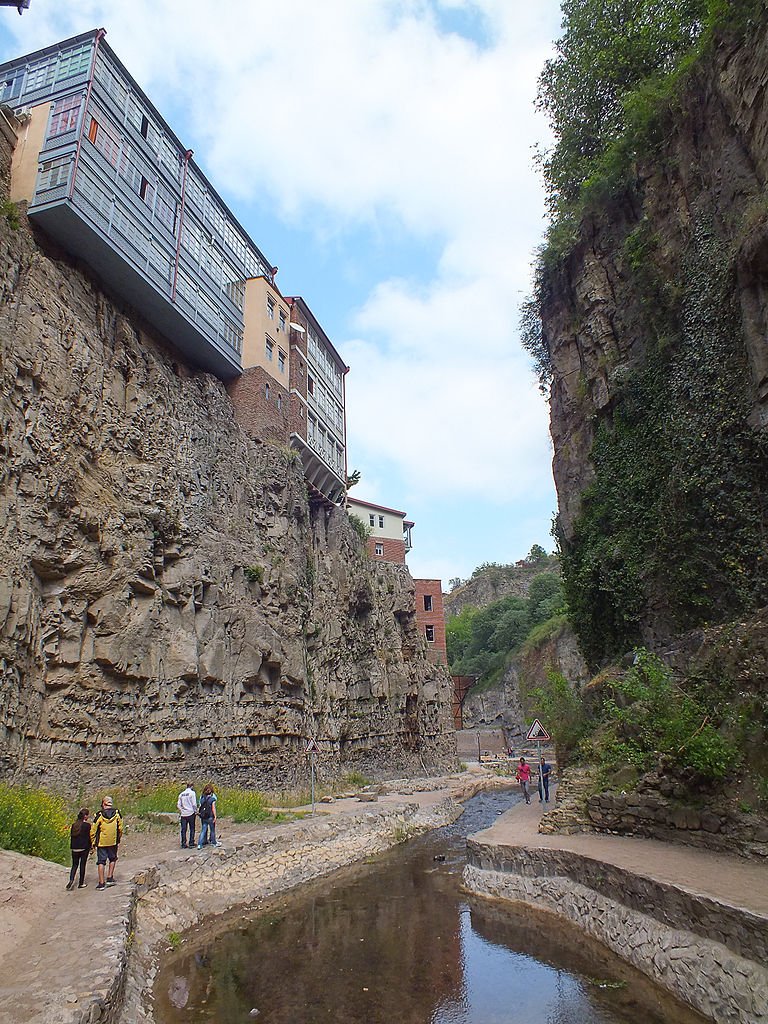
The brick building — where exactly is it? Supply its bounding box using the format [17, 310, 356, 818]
[414, 579, 447, 666]
[347, 497, 447, 664]
[346, 497, 413, 564]
[0, 30, 349, 504]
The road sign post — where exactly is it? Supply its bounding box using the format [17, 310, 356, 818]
[525, 720, 551, 803]
[306, 738, 318, 814]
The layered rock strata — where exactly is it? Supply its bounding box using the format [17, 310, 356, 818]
[0, 187, 454, 789]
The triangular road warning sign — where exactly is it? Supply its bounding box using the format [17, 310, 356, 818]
[526, 718, 551, 741]
[306, 738, 318, 754]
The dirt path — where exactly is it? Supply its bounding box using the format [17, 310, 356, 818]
[0, 771, 765, 1024]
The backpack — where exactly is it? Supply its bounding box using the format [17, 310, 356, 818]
[199, 793, 214, 820]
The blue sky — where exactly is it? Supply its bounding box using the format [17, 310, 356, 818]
[0, 0, 564, 584]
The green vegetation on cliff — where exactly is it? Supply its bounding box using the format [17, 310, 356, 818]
[524, 0, 768, 667]
[562, 223, 768, 666]
[447, 570, 564, 683]
[530, 650, 739, 784]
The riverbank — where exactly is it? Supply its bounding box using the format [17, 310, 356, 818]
[464, 797, 768, 1024]
[0, 769, 499, 1024]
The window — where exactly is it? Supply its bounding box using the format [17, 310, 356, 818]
[56, 44, 91, 82]
[88, 118, 120, 167]
[140, 114, 149, 139]
[277, 394, 282, 411]
[265, 337, 274, 361]
[155, 186, 177, 232]
[226, 276, 245, 310]
[279, 310, 287, 332]
[424, 595, 433, 612]
[375, 542, 384, 556]
[37, 156, 70, 192]
[278, 350, 286, 373]
[369, 514, 375, 527]
[425, 625, 435, 643]
[25, 59, 55, 92]
[265, 383, 270, 400]
[308, 376, 314, 396]
[1, 72, 22, 101]
[267, 295, 275, 319]
[49, 94, 81, 137]
[139, 176, 153, 203]
[378, 515, 384, 529]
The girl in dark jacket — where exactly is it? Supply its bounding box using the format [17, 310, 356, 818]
[66, 808, 92, 890]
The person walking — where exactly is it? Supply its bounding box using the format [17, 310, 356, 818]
[91, 796, 123, 890]
[516, 757, 532, 804]
[197, 784, 221, 849]
[539, 756, 552, 803]
[177, 782, 197, 848]
[66, 808, 92, 890]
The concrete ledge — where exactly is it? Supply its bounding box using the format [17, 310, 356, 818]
[464, 839, 768, 1024]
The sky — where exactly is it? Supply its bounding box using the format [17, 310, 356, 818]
[0, 0, 564, 584]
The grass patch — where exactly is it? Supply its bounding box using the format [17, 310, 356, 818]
[0, 784, 70, 864]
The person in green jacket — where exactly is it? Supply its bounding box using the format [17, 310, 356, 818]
[90, 796, 123, 890]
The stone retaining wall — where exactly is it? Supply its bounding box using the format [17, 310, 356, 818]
[464, 840, 768, 1024]
[118, 799, 463, 1023]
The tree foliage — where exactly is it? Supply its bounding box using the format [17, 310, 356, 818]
[537, 0, 709, 217]
[446, 572, 565, 681]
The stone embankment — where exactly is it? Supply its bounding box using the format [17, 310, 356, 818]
[0, 773, 499, 1024]
[464, 799, 768, 1024]
[121, 797, 462, 1024]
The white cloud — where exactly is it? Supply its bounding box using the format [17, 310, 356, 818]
[0, 0, 562, 576]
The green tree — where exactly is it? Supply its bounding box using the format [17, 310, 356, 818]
[526, 543, 548, 564]
[527, 572, 564, 628]
[537, 0, 707, 215]
[445, 605, 478, 667]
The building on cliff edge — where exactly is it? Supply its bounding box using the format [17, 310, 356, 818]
[0, 29, 348, 503]
[346, 497, 447, 667]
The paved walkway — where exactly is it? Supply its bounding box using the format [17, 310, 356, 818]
[472, 788, 768, 917]
[0, 779, 473, 1024]
[1, 774, 766, 1023]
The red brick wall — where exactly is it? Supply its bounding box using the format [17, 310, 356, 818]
[414, 579, 447, 665]
[227, 365, 290, 444]
[367, 537, 406, 564]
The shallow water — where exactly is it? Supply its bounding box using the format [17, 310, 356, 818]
[155, 789, 707, 1024]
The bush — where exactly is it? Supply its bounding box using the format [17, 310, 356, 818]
[348, 514, 370, 543]
[596, 650, 739, 782]
[0, 784, 70, 864]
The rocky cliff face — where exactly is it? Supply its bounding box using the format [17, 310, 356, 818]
[0, 193, 455, 791]
[443, 559, 558, 619]
[542, 19, 768, 664]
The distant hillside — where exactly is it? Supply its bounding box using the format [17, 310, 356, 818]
[444, 550, 560, 619]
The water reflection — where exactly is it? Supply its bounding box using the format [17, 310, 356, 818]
[156, 790, 706, 1024]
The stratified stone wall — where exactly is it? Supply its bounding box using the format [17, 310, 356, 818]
[465, 841, 768, 1024]
[0, 178, 455, 790]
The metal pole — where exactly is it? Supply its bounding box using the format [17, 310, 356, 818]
[310, 749, 315, 815]
[477, 734, 481, 763]
[537, 739, 542, 802]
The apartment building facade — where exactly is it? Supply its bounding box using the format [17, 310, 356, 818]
[347, 497, 447, 662]
[346, 497, 414, 564]
[0, 30, 348, 504]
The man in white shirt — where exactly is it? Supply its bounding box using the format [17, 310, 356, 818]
[177, 782, 198, 849]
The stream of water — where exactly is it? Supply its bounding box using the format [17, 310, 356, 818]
[155, 789, 707, 1024]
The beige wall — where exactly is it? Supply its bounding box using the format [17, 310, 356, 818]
[348, 498, 406, 542]
[10, 102, 50, 203]
[242, 277, 290, 384]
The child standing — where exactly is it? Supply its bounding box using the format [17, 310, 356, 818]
[66, 808, 92, 890]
